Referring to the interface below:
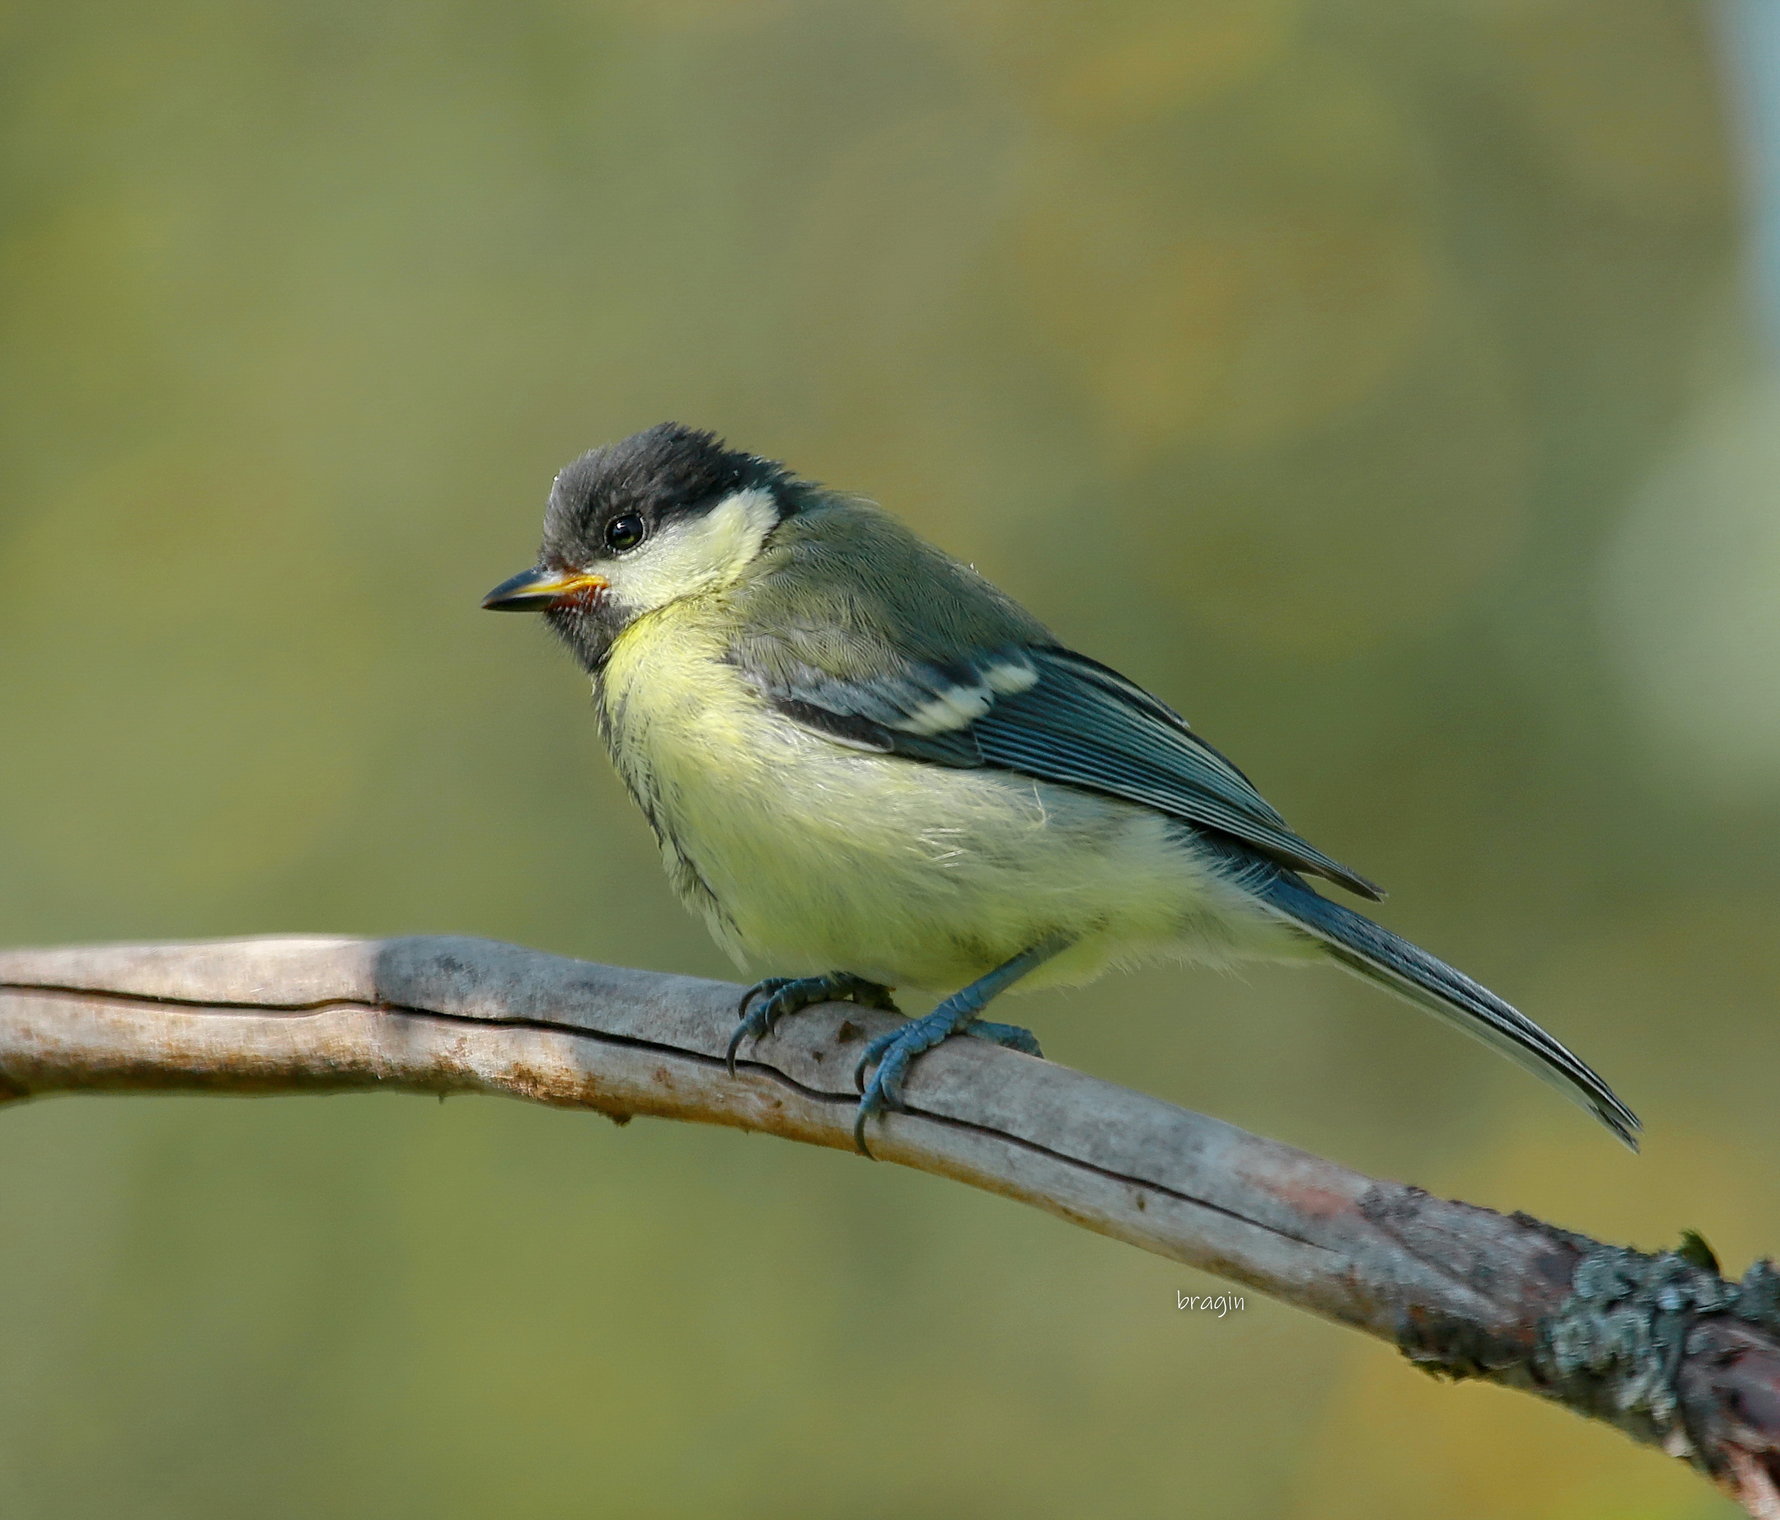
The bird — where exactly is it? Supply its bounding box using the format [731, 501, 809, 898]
[482, 422, 1639, 1155]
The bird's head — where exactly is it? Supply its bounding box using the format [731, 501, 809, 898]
[481, 422, 799, 668]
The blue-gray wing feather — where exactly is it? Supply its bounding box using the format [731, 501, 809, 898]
[738, 641, 1382, 900]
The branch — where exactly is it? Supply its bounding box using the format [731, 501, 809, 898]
[1, 934, 1776, 1513]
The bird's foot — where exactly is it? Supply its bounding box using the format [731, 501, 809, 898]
[726, 972, 898, 1075]
[850, 1008, 1043, 1155]
[963, 1018, 1044, 1057]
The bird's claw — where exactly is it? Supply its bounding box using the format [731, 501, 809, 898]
[726, 973, 898, 1077]
[725, 978, 793, 1075]
[850, 1010, 1043, 1156]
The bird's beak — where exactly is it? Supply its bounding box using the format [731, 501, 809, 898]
[480, 567, 609, 612]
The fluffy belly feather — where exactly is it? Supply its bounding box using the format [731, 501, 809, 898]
[597, 603, 1298, 994]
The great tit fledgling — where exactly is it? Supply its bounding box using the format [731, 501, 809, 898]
[483, 423, 1639, 1153]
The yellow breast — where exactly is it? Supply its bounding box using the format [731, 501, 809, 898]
[592, 594, 1247, 992]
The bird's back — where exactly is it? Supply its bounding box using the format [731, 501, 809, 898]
[729, 496, 1053, 691]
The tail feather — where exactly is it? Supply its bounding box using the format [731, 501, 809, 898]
[1245, 867, 1640, 1149]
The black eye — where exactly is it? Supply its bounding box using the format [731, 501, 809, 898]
[604, 513, 647, 553]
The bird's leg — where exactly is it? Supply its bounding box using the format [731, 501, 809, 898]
[851, 935, 1070, 1155]
[726, 972, 899, 1075]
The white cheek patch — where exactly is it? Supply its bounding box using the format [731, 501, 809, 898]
[889, 657, 1039, 736]
[603, 487, 781, 615]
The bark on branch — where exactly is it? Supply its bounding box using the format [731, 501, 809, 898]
[0, 934, 1776, 1514]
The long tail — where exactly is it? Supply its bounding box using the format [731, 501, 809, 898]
[1238, 863, 1640, 1149]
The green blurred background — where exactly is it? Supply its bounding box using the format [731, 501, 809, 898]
[1, 1, 1774, 1514]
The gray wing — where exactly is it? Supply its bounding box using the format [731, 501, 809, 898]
[738, 640, 1384, 901]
